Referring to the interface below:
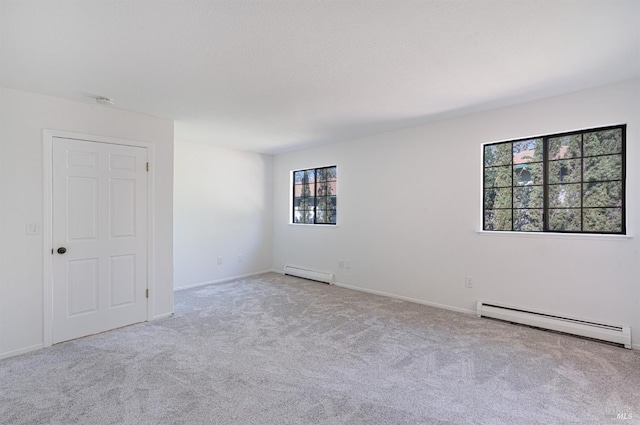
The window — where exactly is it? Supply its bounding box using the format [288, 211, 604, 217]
[292, 166, 337, 224]
[483, 125, 625, 234]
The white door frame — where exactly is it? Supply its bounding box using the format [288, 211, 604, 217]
[42, 129, 155, 348]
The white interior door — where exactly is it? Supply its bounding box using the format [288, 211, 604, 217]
[52, 137, 148, 344]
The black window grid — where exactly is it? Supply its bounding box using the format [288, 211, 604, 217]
[292, 166, 337, 225]
[482, 125, 625, 234]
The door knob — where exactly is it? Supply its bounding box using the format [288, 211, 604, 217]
[57, 247, 67, 254]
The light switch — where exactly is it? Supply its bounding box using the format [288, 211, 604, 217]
[26, 222, 40, 235]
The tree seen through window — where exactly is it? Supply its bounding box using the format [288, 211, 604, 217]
[292, 166, 337, 224]
[483, 125, 625, 234]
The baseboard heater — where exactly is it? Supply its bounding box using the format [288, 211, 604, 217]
[283, 265, 334, 285]
[477, 301, 631, 349]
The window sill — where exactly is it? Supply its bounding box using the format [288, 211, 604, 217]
[289, 223, 339, 227]
[476, 230, 632, 240]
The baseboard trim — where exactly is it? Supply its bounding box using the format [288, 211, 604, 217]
[334, 282, 638, 351]
[0, 343, 45, 360]
[174, 270, 275, 292]
[152, 312, 174, 320]
[333, 282, 475, 316]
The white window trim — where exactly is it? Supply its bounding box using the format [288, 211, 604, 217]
[476, 230, 632, 240]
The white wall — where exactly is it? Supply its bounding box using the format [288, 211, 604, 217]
[272, 79, 640, 348]
[173, 141, 273, 289]
[0, 88, 174, 359]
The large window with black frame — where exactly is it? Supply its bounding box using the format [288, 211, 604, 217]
[292, 166, 337, 225]
[483, 125, 625, 234]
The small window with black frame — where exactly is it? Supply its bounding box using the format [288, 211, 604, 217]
[292, 166, 337, 225]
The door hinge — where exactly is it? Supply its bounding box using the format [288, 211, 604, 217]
[146, 162, 149, 172]
[146, 289, 149, 298]
[51, 248, 54, 254]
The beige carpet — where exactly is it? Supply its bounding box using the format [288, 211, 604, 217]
[1, 272, 638, 424]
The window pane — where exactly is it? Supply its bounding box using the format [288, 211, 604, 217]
[583, 154, 622, 182]
[514, 209, 543, 231]
[583, 182, 622, 208]
[306, 211, 315, 224]
[583, 208, 622, 233]
[296, 182, 313, 198]
[548, 158, 581, 184]
[316, 166, 336, 182]
[316, 196, 331, 210]
[484, 210, 512, 231]
[293, 171, 305, 184]
[548, 135, 582, 159]
[329, 197, 336, 210]
[330, 196, 337, 210]
[328, 210, 337, 224]
[316, 168, 327, 181]
[325, 166, 337, 181]
[326, 181, 337, 195]
[294, 210, 315, 224]
[548, 209, 581, 232]
[484, 166, 512, 188]
[305, 169, 315, 181]
[296, 196, 314, 211]
[583, 129, 622, 156]
[512, 138, 543, 164]
[293, 210, 313, 223]
[316, 209, 336, 224]
[316, 181, 328, 197]
[484, 143, 512, 167]
[305, 196, 316, 209]
[514, 186, 543, 209]
[513, 162, 542, 185]
[484, 187, 512, 210]
[548, 184, 581, 208]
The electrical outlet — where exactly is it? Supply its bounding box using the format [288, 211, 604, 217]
[465, 276, 473, 288]
[339, 260, 344, 269]
[237, 254, 243, 263]
[217, 256, 223, 266]
[345, 260, 351, 270]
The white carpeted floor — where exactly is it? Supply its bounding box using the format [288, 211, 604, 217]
[1, 273, 638, 424]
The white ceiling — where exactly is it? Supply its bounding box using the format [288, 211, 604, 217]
[1, 1, 639, 154]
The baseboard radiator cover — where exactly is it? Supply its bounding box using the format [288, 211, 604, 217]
[477, 301, 631, 349]
[283, 265, 335, 285]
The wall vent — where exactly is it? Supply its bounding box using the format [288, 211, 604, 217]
[283, 265, 334, 285]
[477, 301, 631, 349]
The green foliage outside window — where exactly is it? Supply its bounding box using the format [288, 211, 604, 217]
[483, 125, 625, 234]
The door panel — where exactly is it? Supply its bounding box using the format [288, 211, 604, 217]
[110, 178, 136, 237]
[67, 258, 99, 316]
[110, 153, 136, 171]
[52, 138, 148, 344]
[109, 254, 136, 308]
[67, 177, 98, 240]
[67, 150, 99, 168]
